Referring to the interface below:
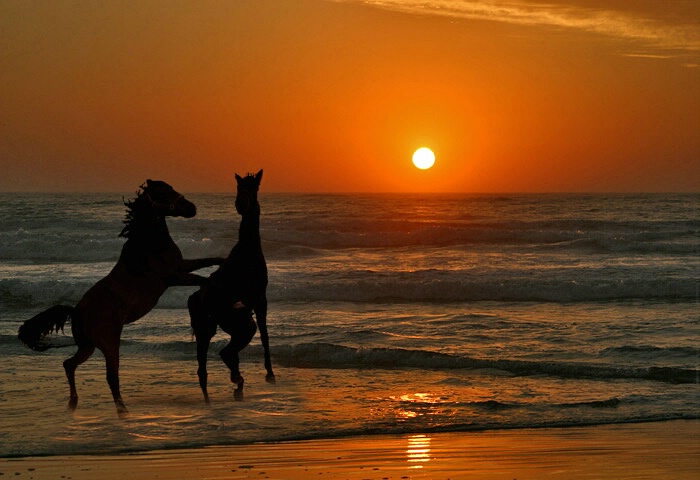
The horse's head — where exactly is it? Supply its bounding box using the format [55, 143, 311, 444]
[142, 180, 197, 218]
[235, 169, 263, 216]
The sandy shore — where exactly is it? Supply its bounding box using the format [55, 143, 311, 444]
[1, 420, 698, 480]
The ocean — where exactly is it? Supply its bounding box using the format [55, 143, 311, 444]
[0, 192, 698, 457]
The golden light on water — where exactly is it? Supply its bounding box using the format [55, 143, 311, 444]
[406, 434, 432, 468]
[392, 392, 441, 419]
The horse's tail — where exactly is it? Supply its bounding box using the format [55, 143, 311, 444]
[18, 305, 75, 351]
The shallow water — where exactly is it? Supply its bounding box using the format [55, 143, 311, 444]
[1, 193, 698, 456]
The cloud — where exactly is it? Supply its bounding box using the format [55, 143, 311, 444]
[331, 0, 700, 58]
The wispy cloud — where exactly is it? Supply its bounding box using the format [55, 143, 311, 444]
[331, 0, 700, 59]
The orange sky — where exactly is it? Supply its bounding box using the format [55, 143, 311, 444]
[1, 0, 698, 193]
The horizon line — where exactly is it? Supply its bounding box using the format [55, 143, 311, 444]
[1, 190, 697, 195]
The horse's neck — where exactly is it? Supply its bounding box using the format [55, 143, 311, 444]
[128, 216, 174, 248]
[237, 208, 261, 248]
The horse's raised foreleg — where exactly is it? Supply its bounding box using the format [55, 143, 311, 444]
[171, 258, 226, 288]
[180, 258, 225, 273]
[255, 297, 275, 382]
[63, 344, 95, 411]
[168, 272, 208, 287]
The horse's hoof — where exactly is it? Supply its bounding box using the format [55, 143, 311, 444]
[115, 399, 128, 418]
[67, 396, 78, 411]
[266, 373, 276, 384]
[200, 385, 210, 403]
[234, 383, 244, 401]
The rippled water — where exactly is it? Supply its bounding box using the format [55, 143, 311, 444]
[1, 193, 698, 456]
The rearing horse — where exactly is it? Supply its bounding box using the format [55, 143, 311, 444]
[18, 180, 223, 415]
[188, 169, 274, 401]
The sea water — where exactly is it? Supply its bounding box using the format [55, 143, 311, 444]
[0, 192, 698, 457]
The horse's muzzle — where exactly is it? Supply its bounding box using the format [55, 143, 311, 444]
[178, 199, 197, 218]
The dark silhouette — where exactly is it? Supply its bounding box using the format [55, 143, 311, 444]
[18, 180, 223, 415]
[188, 169, 274, 401]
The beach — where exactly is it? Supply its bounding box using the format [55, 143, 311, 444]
[2, 420, 698, 479]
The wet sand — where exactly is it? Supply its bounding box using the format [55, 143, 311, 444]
[1, 420, 698, 479]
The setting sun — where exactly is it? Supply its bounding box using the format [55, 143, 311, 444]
[412, 148, 435, 170]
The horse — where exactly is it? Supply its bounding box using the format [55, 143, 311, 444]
[17, 180, 224, 415]
[187, 169, 274, 401]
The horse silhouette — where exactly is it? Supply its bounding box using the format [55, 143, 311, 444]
[188, 169, 275, 401]
[18, 180, 223, 415]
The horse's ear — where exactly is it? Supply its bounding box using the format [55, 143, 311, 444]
[255, 169, 263, 184]
[235, 174, 242, 183]
[146, 179, 153, 187]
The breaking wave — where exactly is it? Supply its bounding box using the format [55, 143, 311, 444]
[8, 335, 691, 385]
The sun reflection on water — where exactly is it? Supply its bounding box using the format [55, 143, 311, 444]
[391, 392, 444, 420]
[406, 434, 432, 468]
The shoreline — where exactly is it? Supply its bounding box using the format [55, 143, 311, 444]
[2, 420, 698, 479]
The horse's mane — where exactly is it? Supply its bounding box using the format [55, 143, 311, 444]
[119, 188, 149, 239]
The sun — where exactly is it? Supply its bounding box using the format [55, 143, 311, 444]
[412, 147, 435, 170]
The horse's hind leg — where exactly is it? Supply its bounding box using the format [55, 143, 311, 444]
[63, 345, 95, 410]
[189, 292, 216, 402]
[101, 345, 127, 416]
[195, 331, 215, 402]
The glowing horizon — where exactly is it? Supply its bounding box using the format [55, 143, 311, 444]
[1, 0, 698, 193]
